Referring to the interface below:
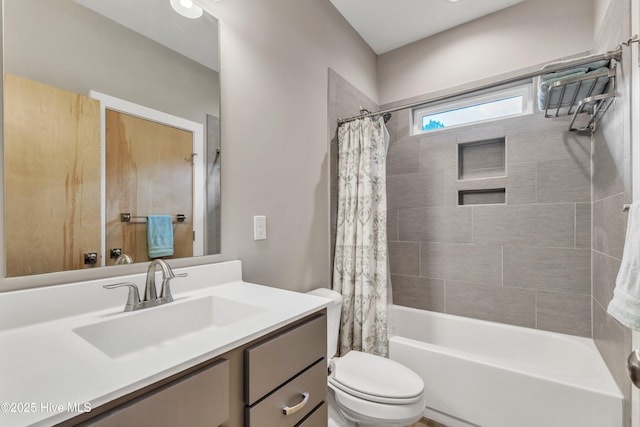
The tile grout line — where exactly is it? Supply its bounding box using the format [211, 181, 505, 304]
[574, 203, 577, 249]
[418, 242, 422, 277]
[534, 290, 538, 329]
[534, 161, 538, 203]
[500, 245, 504, 287]
[443, 280, 447, 313]
[471, 206, 474, 244]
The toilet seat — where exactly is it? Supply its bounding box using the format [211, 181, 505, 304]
[329, 351, 424, 404]
[330, 385, 425, 426]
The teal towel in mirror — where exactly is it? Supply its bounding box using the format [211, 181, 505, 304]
[147, 215, 174, 258]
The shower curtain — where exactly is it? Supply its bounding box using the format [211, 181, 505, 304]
[333, 116, 390, 357]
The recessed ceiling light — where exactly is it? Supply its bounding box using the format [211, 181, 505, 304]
[170, 0, 204, 19]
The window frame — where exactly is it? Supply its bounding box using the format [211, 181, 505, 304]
[412, 83, 534, 135]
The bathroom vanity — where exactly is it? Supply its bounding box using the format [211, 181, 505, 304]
[0, 261, 329, 427]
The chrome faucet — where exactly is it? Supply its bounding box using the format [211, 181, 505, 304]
[103, 259, 188, 312]
[145, 259, 188, 305]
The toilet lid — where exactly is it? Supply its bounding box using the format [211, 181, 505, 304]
[329, 351, 424, 404]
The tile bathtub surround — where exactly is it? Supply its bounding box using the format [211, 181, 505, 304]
[387, 112, 594, 337]
[591, 0, 633, 423]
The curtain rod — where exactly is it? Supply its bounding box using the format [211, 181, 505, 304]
[337, 47, 623, 126]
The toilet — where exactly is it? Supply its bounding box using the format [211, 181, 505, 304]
[307, 288, 425, 427]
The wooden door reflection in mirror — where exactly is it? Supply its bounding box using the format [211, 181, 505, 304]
[105, 111, 194, 265]
[4, 74, 101, 277]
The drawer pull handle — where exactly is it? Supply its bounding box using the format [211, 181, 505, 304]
[282, 392, 309, 416]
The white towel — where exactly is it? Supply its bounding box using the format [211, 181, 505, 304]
[608, 201, 640, 329]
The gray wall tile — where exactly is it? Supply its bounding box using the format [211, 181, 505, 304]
[505, 115, 590, 165]
[575, 203, 591, 248]
[387, 171, 444, 209]
[394, 108, 411, 140]
[387, 141, 420, 176]
[421, 243, 502, 284]
[455, 124, 504, 144]
[391, 274, 445, 312]
[399, 207, 472, 243]
[387, 208, 399, 241]
[473, 204, 575, 248]
[444, 168, 460, 207]
[419, 136, 457, 173]
[503, 246, 590, 294]
[536, 291, 591, 337]
[389, 241, 420, 276]
[593, 250, 621, 309]
[593, 193, 627, 259]
[593, 124, 625, 201]
[445, 281, 536, 328]
[593, 301, 632, 423]
[506, 162, 536, 205]
[537, 158, 590, 203]
[593, 1, 633, 423]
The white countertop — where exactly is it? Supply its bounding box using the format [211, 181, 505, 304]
[0, 261, 330, 426]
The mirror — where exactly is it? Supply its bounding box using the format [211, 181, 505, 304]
[3, 0, 221, 277]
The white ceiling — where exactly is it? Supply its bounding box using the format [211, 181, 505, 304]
[74, 0, 219, 71]
[329, 0, 525, 54]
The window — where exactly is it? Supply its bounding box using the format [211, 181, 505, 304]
[412, 84, 533, 134]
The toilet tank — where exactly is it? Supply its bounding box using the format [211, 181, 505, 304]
[307, 288, 342, 358]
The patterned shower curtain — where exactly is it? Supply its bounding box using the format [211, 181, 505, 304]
[333, 116, 389, 357]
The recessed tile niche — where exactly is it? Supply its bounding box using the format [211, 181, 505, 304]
[458, 188, 506, 205]
[458, 138, 506, 180]
[458, 138, 506, 206]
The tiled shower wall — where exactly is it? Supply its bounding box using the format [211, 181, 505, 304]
[385, 110, 593, 336]
[328, 67, 594, 337]
[592, 0, 632, 424]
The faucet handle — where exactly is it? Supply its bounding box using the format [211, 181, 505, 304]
[103, 282, 141, 312]
[159, 272, 188, 302]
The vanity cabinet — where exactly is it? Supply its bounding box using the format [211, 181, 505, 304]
[244, 313, 327, 427]
[59, 310, 327, 427]
[84, 359, 229, 427]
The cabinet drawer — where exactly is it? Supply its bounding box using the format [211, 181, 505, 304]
[244, 313, 326, 404]
[245, 360, 327, 427]
[296, 401, 327, 427]
[86, 358, 229, 427]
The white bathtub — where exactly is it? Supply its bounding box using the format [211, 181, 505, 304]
[389, 305, 623, 427]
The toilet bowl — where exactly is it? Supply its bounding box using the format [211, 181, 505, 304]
[307, 288, 425, 427]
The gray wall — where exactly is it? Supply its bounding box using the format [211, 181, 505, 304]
[386, 109, 593, 336]
[377, 0, 594, 105]
[197, 0, 379, 293]
[4, 0, 219, 124]
[0, 0, 379, 291]
[592, 0, 633, 425]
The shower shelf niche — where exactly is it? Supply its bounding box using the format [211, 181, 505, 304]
[458, 138, 506, 181]
[458, 189, 506, 206]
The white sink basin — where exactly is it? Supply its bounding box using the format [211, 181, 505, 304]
[73, 295, 267, 358]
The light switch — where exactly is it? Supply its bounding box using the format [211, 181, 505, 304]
[253, 215, 267, 240]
